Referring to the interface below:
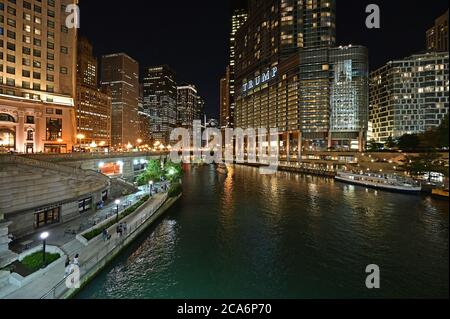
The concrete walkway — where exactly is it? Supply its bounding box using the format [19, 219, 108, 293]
[1, 187, 169, 299]
[10, 187, 149, 253]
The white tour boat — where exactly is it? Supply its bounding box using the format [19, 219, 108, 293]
[335, 171, 422, 193]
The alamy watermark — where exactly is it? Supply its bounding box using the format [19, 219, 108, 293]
[170, 121, 280, 175]
[65, 4, 80, 29]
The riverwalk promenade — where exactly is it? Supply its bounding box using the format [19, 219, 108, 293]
[0, 188, 180, 299]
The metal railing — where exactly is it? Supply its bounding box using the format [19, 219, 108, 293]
[40, 194, 168, 299]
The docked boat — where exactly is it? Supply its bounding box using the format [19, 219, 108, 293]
[335, 171, 422, 193]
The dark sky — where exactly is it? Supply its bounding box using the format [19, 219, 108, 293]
[79, 0, 449, 119]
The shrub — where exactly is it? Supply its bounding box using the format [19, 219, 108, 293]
[168, 182, 182, 198]
[21, 251, 60, 273]
[83, 195, 150, 241]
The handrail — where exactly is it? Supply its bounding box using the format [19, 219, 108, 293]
[40, 194, 169, 299]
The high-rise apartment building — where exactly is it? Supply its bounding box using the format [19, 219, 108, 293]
[101, 53, 139, 148]
[177, 84, 202, 130]
[143, 65, 177, 144]
[137, 83, 151, 146]
[234, 0, 369, 152]
[369, 51, 449, 143]
[75, 36, 111, 148]
[220, 66, 230, 129]
[226, 8, 247, 129]
[0, 0, 78, 153]
[426, 9, 449, 52]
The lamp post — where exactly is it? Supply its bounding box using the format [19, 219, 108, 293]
[40, 232, 49, 268]
[76, 134, 85, 151]
[115, 199, 121, 222]
[149, 181, 154, 197]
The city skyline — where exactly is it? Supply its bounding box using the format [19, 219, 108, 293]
[79, 0, 449, 119]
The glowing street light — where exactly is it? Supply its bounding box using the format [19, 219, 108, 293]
[126, 143, 133, 151]
[149, 180, 154, 197]
[40, 232, 49, 268]
[115, 199, 121, 222]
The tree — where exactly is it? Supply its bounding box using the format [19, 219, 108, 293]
[385, 135, 396, 149]
[402, 151, 442, 181]
[136, 159, 162, 186]
[163, 161, 183, 182]
[367, 139, 383, 152]
[437, 114, 449, 148]
[397, 134, 420, 152]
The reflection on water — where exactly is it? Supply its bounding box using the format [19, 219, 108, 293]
[78, 165, 449, 299]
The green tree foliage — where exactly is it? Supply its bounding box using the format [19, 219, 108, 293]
[136, 159, 163, 186]
[136, 160, 183, 186]
[367, 139, 384, 152]
[402, 152, 445, 179]
[163, 161, 183, 182]
[397, 134, 420, 152]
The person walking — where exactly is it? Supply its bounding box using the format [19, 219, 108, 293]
[73, 254, 80, 267]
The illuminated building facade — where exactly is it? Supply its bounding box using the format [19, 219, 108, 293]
[370, 51, 449, 143]
[426, 9, 449, 52]
[234, 0, 369, 153]
[0, 0, 78, 153]
[220, 66, 230, 129]
[143, 65, 177, 145]
[75, 36, 111, 148]
[101, 53, 139, 148]
[227, 8, 248, 129]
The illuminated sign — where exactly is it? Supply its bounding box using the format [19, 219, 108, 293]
[242, 67, 278, 93]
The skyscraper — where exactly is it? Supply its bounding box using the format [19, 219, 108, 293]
[369, 51, 449, 143]
[101, 53, 139, 148]
[220, 67, 230, 129]
[143, 65, 177, 145]
[426, 9, 449, 52]
[0, 0, 78, 154]
[235, 0, 369, 153]
[177, 84, 202, 131]
[227, 8, 247, 129]
[76, 36, 111, 148]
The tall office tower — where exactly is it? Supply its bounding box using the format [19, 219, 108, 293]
[426, 9, 449, 52]
[196, 96, 205, 124]
[177, 84, 200, 130]
[101, 53, 139, 148]
[137, 83, 151, 145]
[228, 8, 247, 128]
[75, 36, 111, 148]
[370, 51, 449, 143]
[0, 0, 78, 154]
[329, 46, 369, 150]
[235, 0, 368, 153]
[143, 65, 177, 145]
[220, 67, 230, 129]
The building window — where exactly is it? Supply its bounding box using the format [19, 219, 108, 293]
[26, 115, 35, 124]
[26, 129, 34, 141]
[34, 206, 61, 229]
[0, 113, 15, 122]
[46, 118, 62, 141]
[78, 197, 93, 214]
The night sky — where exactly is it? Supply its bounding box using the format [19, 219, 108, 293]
[79, 0, 449, 119]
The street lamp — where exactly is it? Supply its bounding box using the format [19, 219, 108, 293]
[40, 232, 49, 268]
[76, 134, 85, 150]
[149, 181, 154, 197]
[115, 199, 121, 222]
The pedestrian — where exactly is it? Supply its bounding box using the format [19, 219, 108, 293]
[73, 254, 80, 267]
[117, 224, 123, 237]
[123, 222, 128, 235]
[102, 229, 107, 241]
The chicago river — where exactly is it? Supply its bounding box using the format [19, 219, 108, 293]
[78, 165, 449, 299]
